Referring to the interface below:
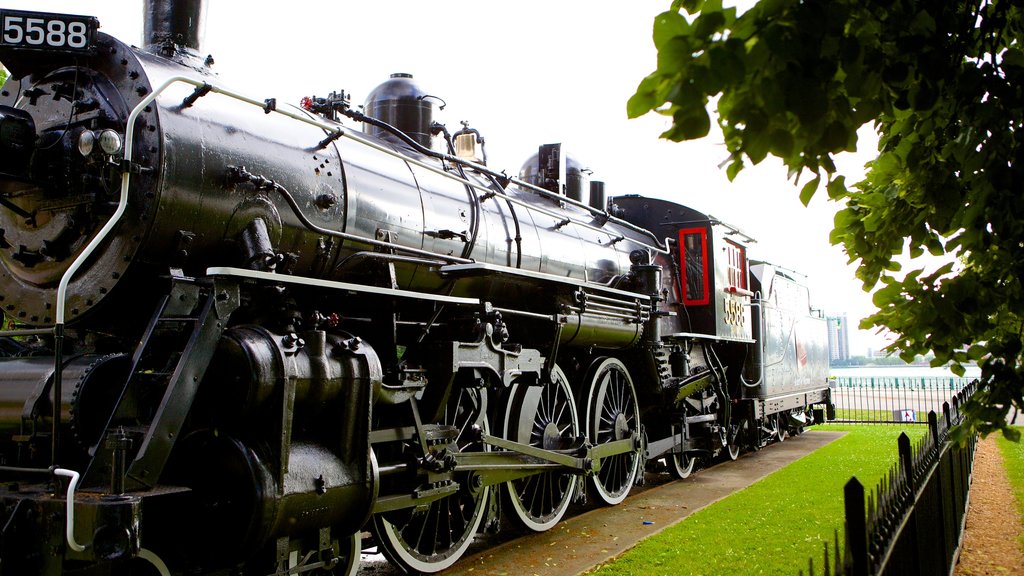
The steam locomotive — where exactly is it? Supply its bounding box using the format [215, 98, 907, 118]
[0, 2, 831, 574]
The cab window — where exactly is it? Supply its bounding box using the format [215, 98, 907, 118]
[679, 228, 709, 305]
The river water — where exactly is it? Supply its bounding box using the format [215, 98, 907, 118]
[831, 364, 982, 379]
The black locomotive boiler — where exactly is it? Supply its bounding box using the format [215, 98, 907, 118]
[0, 2, 832, 574]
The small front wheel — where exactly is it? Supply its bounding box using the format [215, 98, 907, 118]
[667, 451, 695, 479]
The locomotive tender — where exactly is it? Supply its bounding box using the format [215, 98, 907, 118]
[0, 1, 831, 574]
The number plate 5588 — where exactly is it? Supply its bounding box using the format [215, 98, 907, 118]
[0, 10, 97, 52]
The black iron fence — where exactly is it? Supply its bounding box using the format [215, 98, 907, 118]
[802, 381, 978, 575]
[830, 376, 975, 424]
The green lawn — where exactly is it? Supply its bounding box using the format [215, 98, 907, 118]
[589, 425, 927, 576]
[996, 426, 1024, 548]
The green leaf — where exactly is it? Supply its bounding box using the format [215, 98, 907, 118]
[909, 80, 937, 111]
[628, 75, 662, 119]
[743, 122, 771, 164]
[653, 11, 691, 49]
[725, 157, 744, 181]
[667, 106, 711, 140]
[693, 10, 726, 39]
[657, 36, 696, 72]
[966, 344, 987, 361]
[832, 205, 856, 228]
[924, 262, 954, 283]
[821, 121, 852, 152]
[799, 175, 821, 206]
[826, 175, 847, 199]
[909, 10, 936, 36]
[768, 129, 794, 158]
[702, 0, 724, 15]
[674, 0, 705, 13]
[708, 44, 747, 89]
[1003, 47, 1024, 69]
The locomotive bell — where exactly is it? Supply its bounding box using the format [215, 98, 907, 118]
[364, 73, 436, 148]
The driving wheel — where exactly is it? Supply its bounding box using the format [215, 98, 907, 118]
[503, 365, 580, 531]
[582, 357, 641, 505]
[373, 386, 489, 573]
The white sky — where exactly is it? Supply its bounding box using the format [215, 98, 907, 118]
[1, 0, 891, 355]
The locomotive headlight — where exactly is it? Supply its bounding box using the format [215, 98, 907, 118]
[98, 129, 123, 155]
[77, 130, 96, 156]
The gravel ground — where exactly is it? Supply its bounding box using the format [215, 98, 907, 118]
[955, 435, 1024, 576]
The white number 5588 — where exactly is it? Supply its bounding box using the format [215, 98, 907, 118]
[3, 15, 89, 49]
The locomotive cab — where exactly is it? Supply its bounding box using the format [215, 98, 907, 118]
[674, 215, 754, 341]
[609, 195, 753, 342]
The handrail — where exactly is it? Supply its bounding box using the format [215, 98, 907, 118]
[738, 292, 764, 388]
[53, 468, 87, 552]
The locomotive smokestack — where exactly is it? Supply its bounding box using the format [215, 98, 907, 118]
[144, 0, 207, 54]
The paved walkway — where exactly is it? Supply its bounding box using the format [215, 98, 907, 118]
[442, 430, 845, 576]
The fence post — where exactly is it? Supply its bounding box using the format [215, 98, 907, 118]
[845, 477, 869, 576]
[898, 432, 914, 491]
[943, 401, 951, 430]
[929, 411, 940, 446]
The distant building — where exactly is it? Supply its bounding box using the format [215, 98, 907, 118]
[826, 315, 850, 362]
